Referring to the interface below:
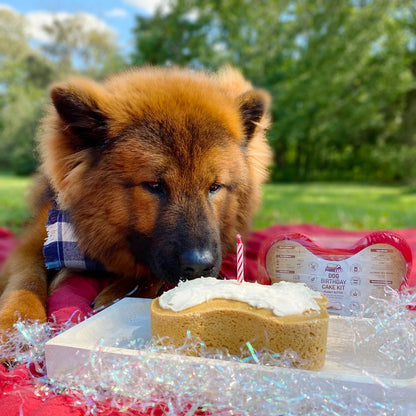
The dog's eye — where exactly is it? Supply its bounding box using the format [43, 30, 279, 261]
[209, 183, 222, 194]
[144, 181, 164, 194]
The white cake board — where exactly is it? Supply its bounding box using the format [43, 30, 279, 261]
[45, 298, 416, 403]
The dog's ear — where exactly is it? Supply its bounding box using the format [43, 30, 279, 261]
[237, 89, 270, 145]
[50, 79, 108, 151]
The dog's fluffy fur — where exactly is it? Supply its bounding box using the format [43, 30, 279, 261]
[0, 66, 272, 334]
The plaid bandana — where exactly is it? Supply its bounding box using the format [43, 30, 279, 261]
[43, 202, 105, 271]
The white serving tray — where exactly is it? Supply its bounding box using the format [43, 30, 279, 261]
[45, 298, 416, 403]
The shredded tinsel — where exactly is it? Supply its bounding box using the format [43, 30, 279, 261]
[1, 288, 416, 415]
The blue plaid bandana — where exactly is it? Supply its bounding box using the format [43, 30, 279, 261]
[43, 202, 105, 271]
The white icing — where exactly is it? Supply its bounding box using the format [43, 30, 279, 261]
[158, 277, 322, 316]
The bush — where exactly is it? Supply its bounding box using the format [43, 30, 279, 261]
[0, 85, 46, 175]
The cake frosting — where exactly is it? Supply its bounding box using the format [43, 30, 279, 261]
[158, 277, 322, 316]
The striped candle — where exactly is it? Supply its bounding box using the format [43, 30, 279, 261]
[236, 234, 244, 284]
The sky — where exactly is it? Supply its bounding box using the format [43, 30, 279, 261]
[1, 0, 169, 54]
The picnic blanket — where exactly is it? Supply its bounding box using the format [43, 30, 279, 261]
[1, 224, 416, 415]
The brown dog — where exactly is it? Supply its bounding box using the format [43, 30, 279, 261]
[0, 66, 272, 333]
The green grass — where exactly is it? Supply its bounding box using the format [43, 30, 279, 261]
[253, 182, 416, 230]
[1, 174, 416, 234]
[0, 173, 33, 234]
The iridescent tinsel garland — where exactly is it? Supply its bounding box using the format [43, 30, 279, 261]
[1, 289, 416, 416]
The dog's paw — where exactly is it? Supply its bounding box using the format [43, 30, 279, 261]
[93, 278, 164, 311]
[0, 290, 47, 363]
[93, 284, 136, 311]
[0, 290, 47, 333]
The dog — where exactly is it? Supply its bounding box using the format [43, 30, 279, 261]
[0, 66, 272, 333]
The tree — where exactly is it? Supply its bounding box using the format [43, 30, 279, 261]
[0, 84, 45, 174]
[132, 0, 223, 67]
[0, 7, 51, 173]
[39, 12, 125, 78]
[131, 0, 416, 183]
[0, 8, 127, 174]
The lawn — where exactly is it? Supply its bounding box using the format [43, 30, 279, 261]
[0, 173, 33, 234]
[1, 173, 416, 235]
[253, 182, 416, 230]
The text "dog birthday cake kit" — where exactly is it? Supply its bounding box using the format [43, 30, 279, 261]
[258, 231, 413, 315]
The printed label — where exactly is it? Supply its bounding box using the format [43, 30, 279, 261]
[265, 241, 406, 315]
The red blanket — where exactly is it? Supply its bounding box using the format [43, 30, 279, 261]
[1, 224, 416, 415]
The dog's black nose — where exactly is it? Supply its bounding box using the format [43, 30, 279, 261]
[179, 249, 215, 278]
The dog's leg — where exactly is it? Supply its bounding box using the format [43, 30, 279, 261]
[0, 209, 49, 334]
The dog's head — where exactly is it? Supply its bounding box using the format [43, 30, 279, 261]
[39, 67, 272, 284]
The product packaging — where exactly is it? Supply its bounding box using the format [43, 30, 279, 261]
[258, 232, 413, 315]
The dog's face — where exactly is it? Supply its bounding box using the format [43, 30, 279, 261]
[39, 68, 271, 285]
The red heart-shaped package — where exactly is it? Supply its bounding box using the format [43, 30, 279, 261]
[258, 231, 412, 315]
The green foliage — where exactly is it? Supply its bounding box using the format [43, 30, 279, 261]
[132, 0, 416, 183]
[0, 7, 127, 175]
[39, 12, 126, 78]
[132, 0, 220, 67]
[0, 84, 46, 174]
[2, 2, 416, 182]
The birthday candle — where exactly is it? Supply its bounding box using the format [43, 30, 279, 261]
[236, 234, 244, 284]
